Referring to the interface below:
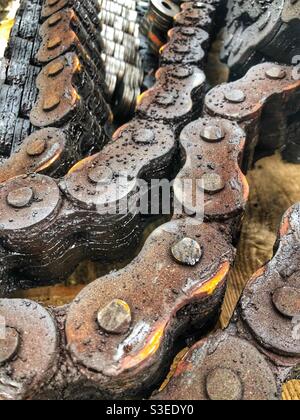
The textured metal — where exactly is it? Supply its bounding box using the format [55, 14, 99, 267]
[0, 0, 299, 401]
[0, 0, 110, 181]
[141, 0, 180, 53]
[100, 0, 144, 120]
[154, 204, 300, 400]
[222, 0, 300, 78]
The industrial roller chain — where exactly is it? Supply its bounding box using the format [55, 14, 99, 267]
[0, 0, 299, 401]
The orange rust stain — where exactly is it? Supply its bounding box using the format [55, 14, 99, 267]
[280, 214, 291, 237]
[283, 81, 300, 93]
[191, 261, 230, 297]
[120, 263, 231, 371]
[240, 172, 249, 201]
[36, 150, 63, 172]
[246, 266, 267, 288]
[136, 90, 149, 105]
[68, 155, 95, 174]
[112, 123, 128, 140]
[253, 266, 266, 279]
[121, 322, 167, 371]
[116, 299, 131, 315]
[149, 32, 163, 49]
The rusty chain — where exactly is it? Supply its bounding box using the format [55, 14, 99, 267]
[221, 0, 300, 78]
[154, 203, 300, 400]
[0, 0, 299, 400]
[0, 0, 111, 181]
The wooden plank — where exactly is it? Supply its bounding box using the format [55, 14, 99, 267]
[221, 153, 300, 400]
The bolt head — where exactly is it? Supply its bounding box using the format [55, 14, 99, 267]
[97, 299, 132, 335]
[265, 67, 286, 80]
[206, 368, 243, 400]
[133, 128, 155, 144]
[88, 166, 113, 185]
[200, 173, 225, 194]
[26, 137, 47, 157]
[224, 89, 246, 104]
[7, 187, 33, 208]
[171, 237, 202, 266]
[272, 286, 300, 318]
[200, 125, 225, 142]
[155, 92, 177, 107]
[0, 327, 19, 365]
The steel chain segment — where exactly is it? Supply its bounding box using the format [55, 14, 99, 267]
[0, 299, 58, 400]
[204, 63, 300, 169]
[0, 0, 299, 400]
[0, 0, 225, 398]
[154, 204, 300, 400]
[0, 0, 217, 290]
[221, 0, 300, 78]
[0, 63, 205, 289]
[0, 0, 110, 180]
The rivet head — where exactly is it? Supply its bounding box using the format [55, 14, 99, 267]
[133, 128, 155, 144]
[7, 187, 33, 208]
[200, 125, 225, 142]
[47, 36, 62, 50]
[171, 66, 193, 79]
[0, 327, 20, 364]
[173, 44, 189, 53]
[206, 368, 243, 400]
[180, 27, 196, 36]
[97, 299, 132, 335]
[48, 13, 62, 27]
[265, 67, 287, 80]
[272, 286, 300, 318]
[43, 94, 61, 111]
[26, 137, 47, 157]
[155, 92, 177, 107]
[171, 237, 202, 266]
[47, 61, 65, 77]
[224, 89, 246, 103]
[88, 166, 113, 185]
[200, 173, 225, 194]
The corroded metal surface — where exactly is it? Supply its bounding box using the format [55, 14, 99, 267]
[0, 0, 299, 401]
[0, 0, 110, 180]
[222, 0, 300, 78]
[154, 204, 300, 400]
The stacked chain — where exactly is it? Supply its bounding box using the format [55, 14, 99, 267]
[222, 0, 300, 77]
[0, 0, 111, 180]
[0, 0, 299, 400]
[140, 0, 180, 53]
[155, 204, 300, 400]
[221, 0, 300, 163]
[99, 0, 144, 119]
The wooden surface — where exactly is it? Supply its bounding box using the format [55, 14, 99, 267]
[221, 153, 300, 400]
[13, 153, 300, 400]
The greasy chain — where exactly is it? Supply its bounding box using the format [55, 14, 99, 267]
[0, 0, 299, 400]
[0, 0, 111, 180]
